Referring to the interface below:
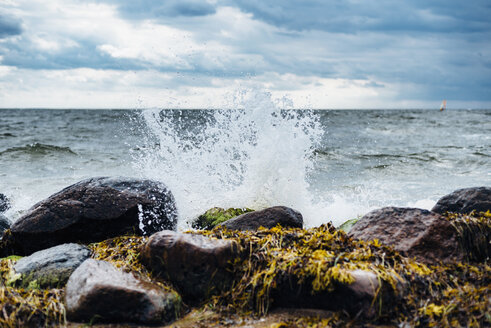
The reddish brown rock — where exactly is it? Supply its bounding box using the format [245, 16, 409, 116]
[432, 186, 491, 214]
[348, 207, 462, 263]
[272, 269, 402, 319]
[140, 231, 239, 301]
[218, 206, 303, 231]
[5, 177, 177, 255]
[65, 259, 180, 325]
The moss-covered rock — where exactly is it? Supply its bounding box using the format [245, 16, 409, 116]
[349, 207, 464, 263]
[196, 214, 490, 327]
[0, 211, 489, 327]
[219, 206, 303, 231]
[192, 207, 254, 230]
[141, 230, 240, 302]
[12, 243, 91, 289]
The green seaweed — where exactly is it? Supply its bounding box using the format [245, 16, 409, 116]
[336, 217, 360, 232]
[0, 257, 66, 327]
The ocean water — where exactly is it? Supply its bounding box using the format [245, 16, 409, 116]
[1, 97, 490, 228]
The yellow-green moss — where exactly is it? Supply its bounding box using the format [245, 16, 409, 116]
[336, 217, 360, 232]
[192, 207, 254, 230]
[0, 211, 489, 327]
[0, 257, 66, 327]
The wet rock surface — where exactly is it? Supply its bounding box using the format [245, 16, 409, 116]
[65, 259, 179, 325]
[219, 206, 303, 231]
[0, 193, 10, 213]
[349, 207, 463, 263]
[0, 214, 9, 234]
[141, 230, 239, 301]
[432, 186, 491, 214]
[13, 243, 90, 289]
[6, 177, 177, 255]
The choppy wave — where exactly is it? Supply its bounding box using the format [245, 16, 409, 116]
[0, 143, 77, 156]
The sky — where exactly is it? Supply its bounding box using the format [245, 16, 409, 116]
[0, 0, 490, 109]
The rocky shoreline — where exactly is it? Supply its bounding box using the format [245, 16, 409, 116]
[0, 179, 489, 327]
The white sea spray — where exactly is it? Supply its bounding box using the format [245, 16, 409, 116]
[132, 90, 334, 228]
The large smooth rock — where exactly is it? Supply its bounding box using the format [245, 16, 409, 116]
[219, 206, 303, 231]
[12, 243, 90, 289]
[432, 187, 491, 214]
[348, 207, 463, 263]
[65, 259, 179, 325]
[0, 193, 10, 213]
[7, 177, 177, 255]
[141, 230, 239, 301]
[0, 214, 9, 234]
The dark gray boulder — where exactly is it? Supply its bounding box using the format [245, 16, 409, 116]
[140, 230, 239, 301]
[432, 187, 491, 214]
[0, 214, 9, 234]
[0, 193, 10, 213]
[65, 259, 180, 325]
[349, 207, 463, 263]
[5, 177, 177, 255]
[12, 243, 90, 289]
[218, 206, 303, 231]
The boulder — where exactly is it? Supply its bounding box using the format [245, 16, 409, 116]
[0, 214, 9, 234]
[12, 243, 90, 289]
[6, 177, 177, 255]
[432, 187, 491, 214]
[348, 207, 463, 263]
[273, 269, 400, 319]
[140, 230, 239, 301]
[218, 206, 303, 231]
[65, 259, 179, 325]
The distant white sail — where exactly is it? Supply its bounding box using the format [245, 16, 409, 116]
[439, 99, 447, 111]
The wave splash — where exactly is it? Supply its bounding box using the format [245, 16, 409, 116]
[133, 90, 326, 228]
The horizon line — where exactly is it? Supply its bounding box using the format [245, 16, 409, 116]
[0, 107, 489, 111]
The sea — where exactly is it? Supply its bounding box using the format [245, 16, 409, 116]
[1, 94, 490, 229]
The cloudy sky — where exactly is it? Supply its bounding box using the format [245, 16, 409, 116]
[0, 0, 490, 109]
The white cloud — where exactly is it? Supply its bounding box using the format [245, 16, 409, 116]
[0, 0, 489, 108]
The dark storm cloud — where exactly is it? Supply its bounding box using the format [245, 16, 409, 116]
[0, 14, 22, 38]
[107, 0, 216, 19]
[226, 0, 491, 34]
